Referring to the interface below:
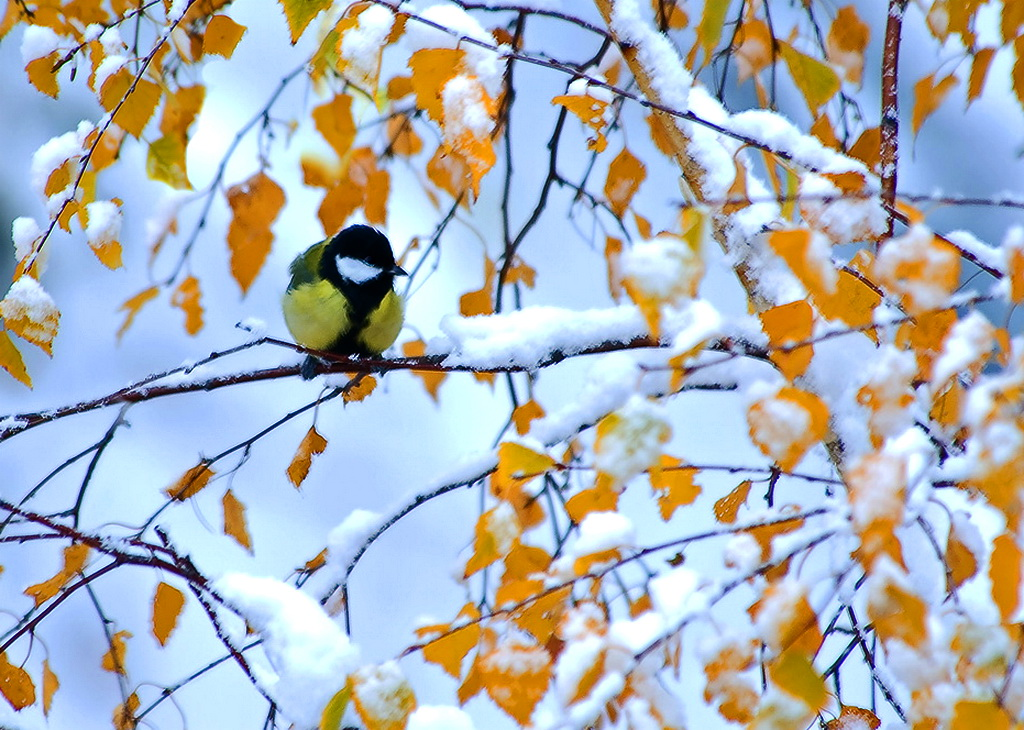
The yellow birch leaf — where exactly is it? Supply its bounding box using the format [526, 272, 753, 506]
[165, 462, 215, 500]
[767, 228, 837, 300]
[911, 73, 959, 136]
[351, 663, 417, 730]
[810, 268, 881, 342]
[152, 581, 185, 646]
[0, 331, 30, 387]
[604, 146, 646, 218]
[101, 630, 132, 674]
[223, 488, 253, 552]
[147, 134, 191, 190]
[512, 400, 544, 436]
[386, 114, 423, 156]
[464, 504, 521, 578]
[778, 41, 840, 113]
[113, 78, 162, 138]
[116, 286, 160, 340]
[990, 532, 1022, 622]
[694, 0, 729, 66]
[714, 480, 751, 524]
[0, 276, 60, 355]
[321, 682, 353, 730]
[847, 126, 881, 171]
[511, 585, 569, 643]
[0, 652, 36, 710]
[112, 691, 139, 730]
[565, 484, 618, 524]
[478, 634, 552, 724]
[747, 387, 829, 471]
[734, 19, 773, 82]
[319, 182, 363, 235]
[951, 700, 1011, 730]
[497, 441, 556, 483]
[203, 14, 246, 58]
[171, 275, 204, 335]
[402, 339, 445, 401]
[946, 524, 978, 591]
[225, 171, 286, 294]
[650, 455, 701, 520]
[967, 48, 996, 106]
[344, 375, 378, 403]
[552, 93, 608, 152]
[26, 53, 60, 98]
[760, 299, 814, 381]
[278, 0, 332, 43]
[826, 5, 869, 85]
[769, 649, 827, 711]
[1005, 1, 1024, 43]
[1015, 37, 1024, 113]
[364, 168, 390, 226]
[42, 659, 58, 715]
[420, 605, 481, 679]
[409, 48, 465, 124]
[159, 84, 205, 138]
[286, 426, 328, 488]
[605, 235, 623, 300]
[24, 543, 90, 606]
[426, 143, 472, 202]
[312, 94, 356, 161]
[867, 576, 927, 647]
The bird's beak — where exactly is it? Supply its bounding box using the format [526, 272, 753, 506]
[392, 264, 409, 277]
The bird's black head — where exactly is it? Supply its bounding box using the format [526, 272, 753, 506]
[320, 224, 406, 318]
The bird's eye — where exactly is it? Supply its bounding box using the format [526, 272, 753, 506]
[335, 255, 382, 284]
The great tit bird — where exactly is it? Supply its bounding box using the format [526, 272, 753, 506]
[282, 225, 407, 375]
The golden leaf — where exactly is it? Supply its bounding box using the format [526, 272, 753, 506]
[152, 581, 186, 646]
[552, 92, 608, 152]
[386, 114, 423, 156]
[478, 634, 552, 724]
[911, 72, 959, 136]
[321, 682, 353, 730]
[112, 691, 139, 730]
[714, 480, 751, 524]
[223, 488, 253, 552]
[116, 286, 160, 341]
[497, 442, 556, 484]
[312, 94, 356, 161]
[951, 700, 1011, 730]
[402, 339, 445, 401]
[42, 659, 58, 715]
[760, 299, 815, 381]
[464, 504, 521, 578]
[778, 41, 840, 112]
[351, 663, 417, 730]
[990, 533, 1022, 622]
[159, 84, 205, 138]
[101, 630, 132, 674]
[26, 53, 60, 98]
[225, 171, 286, 294]
[203, 14, 246, 58]
[24, 543, 90, 606]
[649, 455, 701, 520]
[967, 47, 996, 105]
[604, 146, 646, 217]
[0, 331, 31, 387]
[278, 0, 331, 43]
[408, 48, 465, 124]
[147, 134, 191, 190]
[0, 652, 36, 710]
[826, 5, 869, 85]
[420, 604, 481, 679]
[511, 400, 545, 436]
[694, 0, 729, 66]
[165, 462, 215, 500]
[768, 649, 827, 711]
[0, 276, 61, 355]
[565, 484, 618, 524]
[286, 426, 328, 488]
[747, 387, 830, 471]
[170, 275, 204, 335]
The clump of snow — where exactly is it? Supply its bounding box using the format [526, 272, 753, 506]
[438, 305, 648, 369]
[752, 577, 812, 650]
[621, 235, 703, 302]
[339, 4, 394, 86]
[607, 610, 665, 655]
[593, 395, 670, 487]
[553, 634, 605, 705]
[857, 345, 918, 444]
[98, 25, 125, 55]
[947, 229, 1003, 273]
[406, 3, 506, 97]
[874, 224, 960, 313]
[11, 217, 46, 272]
[213, 573, 360, 728]
[723, 532, 762, 572]
[84, 200, 121, 248]
[572, 511, 636, 557]
[799, 173, 886, 244]
[608, 0, 691, 114]
[93, 54, 128, 94]
[441, 74, 492, 141]
[235, 317, 267, 340]
[931, 310, 994, 389]
[21, 26, 61, 63]
[327, 509, 384, 577]
[351, 662, 411, 726]
[1, 276, 57, 327]
[408, 706, 475, 730]
[30, 126, 90, 200]
[649, 565, 704, 625]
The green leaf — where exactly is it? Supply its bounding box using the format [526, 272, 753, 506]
[147, 135, 192, 190]
[778, 41, 840, 113]
[279, 0, 332, 44]
[320, 682, 353, 730]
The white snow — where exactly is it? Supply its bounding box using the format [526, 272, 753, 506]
[92, 54, 128, 95]
[213, 573, 360, 728]
[649, 565, 704, 625]
[572, 511, 636, 557]
[84, 200, 122, 248]
[407, 706, 475, 730]
[327, 509, 384, 575]
[11, 217, 42, 263]
[609, 0, 691, 114]
[593, 395, 670, 486]
[621, 235, 703, 301]
[339, 4, 394, 85]
[406, 3, 506, 97]
[1, 276, 57, 326]
[30, 127, 88, 199]
[20, 26, 61, 63]
[441, 74, 493, 140]
[931, 310, 994, 388]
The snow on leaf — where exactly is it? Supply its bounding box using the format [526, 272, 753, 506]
[171, 275, 204, 335]
[604, 146, 646, 218]
[101, 630, 132, 674]
[0, 275, 60, 355]
[594, 396, 671, 490]
[767, 228, 837, 301]
[351, 661, 417, 730]
[333, 3, 394, 94]
[225, 171, 285, 294]
[440, 74, 496, 198]
[751, 579, 822, 655]
[865, 560, 928, 647]
[760, 300, 814, 381]
[83, 199, 123, 268]
[622, 231, 704, 338]
[286, 426, 328, 488]
[202, 14, 246, 58]
[874, 225, 960, 314]
[165, 461, 215, 500]
[0, 651, 36, 710]
[24, 543, 90, 606]
[747, 386, 829, 472]
[464, 501, 520, 578]
[824, 706, 880, 730]
[116, 286, 159, 341]
[409, 48, 465, 125]
[552, 89, 609, 152]
[848, 451, 906, 568]
[714, 480, 752, 524]
[223, 488, 253, 552]
[478, 632, 552, 724]
[734, 19, 773, 83]
[152, 581, 186, 646]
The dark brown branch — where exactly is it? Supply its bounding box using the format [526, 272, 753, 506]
[880, 0, 909, 238]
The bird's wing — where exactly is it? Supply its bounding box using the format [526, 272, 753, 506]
[287, 239, 327, 289]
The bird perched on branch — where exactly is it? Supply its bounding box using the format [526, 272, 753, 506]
[282, 224, 407, 377]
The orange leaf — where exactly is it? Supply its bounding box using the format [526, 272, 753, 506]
[1014, 37, 1024, 112]
[312, 94, 356, 161]
[946, 522, 979, 591]
[604, 146, 646, 217]
[951, 700, 1011, 730]
[286, 426, 328, 488]
[159, 84, 205, 138]
[26, 52, 60, 98]
[512, 400, 545, 436]
[402, 339, 445, 400]
[152, 581, 185, 646]
[408, 48, 465, 124]
[967, 48, 996, 105]
[552, 92, 608, 152]
[760, 300, 814, 381]
[826, 5, 869, 85]
[319, 182, 363, 235]
[0, 652, 36, 710]
[203, 14, 246, 58]
[42, 659, 58, 715]
[565, 484, 618, 523]
[426, 143, 472, 202]
[649, 455, 701, 520]
[867, 571, 927, 647]
[116, 286, 160, 340]
[497, 442, 556, 484]
[747, 387, 829, 471]
[778, 40, 840, 112]
[386, 113, 423, 156]
[114, 78, 162, 138]
[734, 19, 773, 82]
[464, 503, 521, 578]
[24, 543, 90, 606]
[911, 72, 959, 136]
[825, 706, 880, 730]
[223, 488, 253, 551]
[112, 691, 139, 730]
[714, 480, 751, 524]
[225, 171, 286, 294]
[991, 532, 1022, 622]
[171, 275, 204, 335]
[101, 630, 132, 674]
[279, 0, 332, 43]
[0, 331, 30, 387]
[165, 462, 215, 500]
[768, 649, 827, 711]
[767, 228, 837, 301]
[420, 604, 481, 679]
[478, 633, 552, 724]
[0, 276, 61, 355]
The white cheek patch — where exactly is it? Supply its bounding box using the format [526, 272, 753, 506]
[335, 255, 382, 284]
